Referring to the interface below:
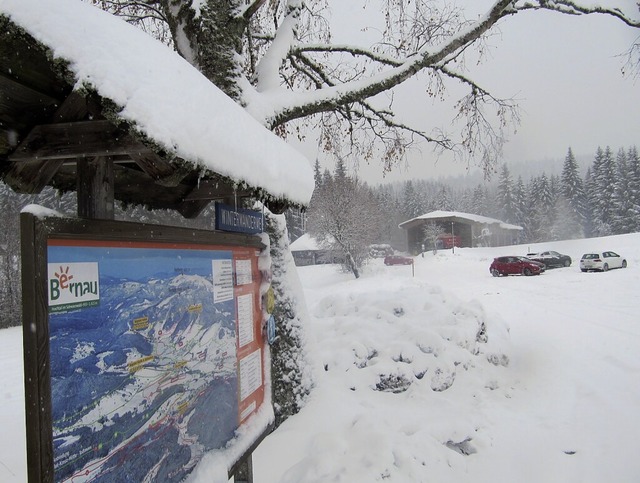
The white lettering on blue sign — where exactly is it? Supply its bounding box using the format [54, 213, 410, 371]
[215, 203, 263, 234]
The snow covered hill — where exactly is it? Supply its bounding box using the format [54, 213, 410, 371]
[1, 233, 640, 482]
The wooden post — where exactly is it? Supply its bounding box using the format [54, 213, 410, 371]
[233, 454, 253, 483]
[77, 156, 114, 220]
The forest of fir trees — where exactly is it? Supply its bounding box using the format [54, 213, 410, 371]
[287, 145, 640, 250]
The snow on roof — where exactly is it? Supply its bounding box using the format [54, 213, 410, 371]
[289, 233, 322, 252]
[400, 210, 523, 231]
[0, 0, 314, 205]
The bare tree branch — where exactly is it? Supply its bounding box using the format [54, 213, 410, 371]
[88, 0, 640, 175]
[263, 0, 519, 126]
[516, 1, 640, 28]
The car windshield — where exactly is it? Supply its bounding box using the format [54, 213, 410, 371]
[582, 253, 600, 259]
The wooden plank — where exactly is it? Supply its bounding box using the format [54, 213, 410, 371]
[41, 215, 265, 249]
[3, 159, 65, 194]
[177, 198, 213, 219]
[128, 150, 192, 187]
[50, 91, 91, 123]
[20, 212, 56, 483]
[0, 72, 59, 122]
[8, 120, 148, 161]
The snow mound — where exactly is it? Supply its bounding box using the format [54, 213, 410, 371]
[310, 278, 510, 395]
[273, 274, 512, 481]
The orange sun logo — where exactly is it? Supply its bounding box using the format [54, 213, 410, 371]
[54, 266, 74, 290]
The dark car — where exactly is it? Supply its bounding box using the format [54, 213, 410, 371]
[384, 255, 413, 266]
[526, 250, 572, 268]
[490, 256, 545, 277]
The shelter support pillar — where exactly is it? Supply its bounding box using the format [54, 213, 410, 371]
[77, 156, 114, 220]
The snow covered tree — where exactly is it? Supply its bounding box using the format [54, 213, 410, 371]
[334, 158, 349, 185]
[307, 171, 381, 278]
[88, 0, 640, 174]
[401, 180, 424, 220]
[435, 185, 453, 211]
[582, 166, 596, 237]
[526, 174, 556, 241]
[313, 158, 323, 189]
[422, 221, 444, 252]
[560, 147, 586, 237]
[512, 176, 527, 228]
[496, 164, 516, 223]
[0, 183, 22, 329]
[611, 148, 635, 234]
[374, 186, 405, 248]
[588, 146, 617, 236]
[265, 213, 312, 425]
[471, 184, 490, 217]
[626, 146, 640, 231]
[550, 196, 584, 241]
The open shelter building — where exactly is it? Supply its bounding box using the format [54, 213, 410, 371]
[399, 210, 523, 253]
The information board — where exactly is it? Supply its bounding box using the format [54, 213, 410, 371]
[20, 214, 269, 482]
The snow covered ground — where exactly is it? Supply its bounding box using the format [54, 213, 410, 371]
[2, 233, 640, 482]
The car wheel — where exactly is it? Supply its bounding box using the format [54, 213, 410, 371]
[622, 260, 627, 268]
[491, 269, 500, 277]
[523, 268, 532, 276]
[603, 263, 609, 272]
[581, 269, 587, 272]
[564, 260, 571, 267]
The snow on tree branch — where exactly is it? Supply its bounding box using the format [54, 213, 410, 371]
[89, 0, 640, 174]
[516, 1, 640, 28]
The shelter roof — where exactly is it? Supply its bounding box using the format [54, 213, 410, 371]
[399, 210, 523, 231]
[289, 233, 322, 252]
[0, 0, 314, 217]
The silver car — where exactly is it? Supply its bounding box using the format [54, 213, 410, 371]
[579, 251, 628, 272]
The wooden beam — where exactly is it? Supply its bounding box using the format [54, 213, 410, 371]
[182, 179, 252, 201]
[0, 72, 59, 122]
[51, 91, 92, 123]
[77, 156, 114, 220]
[177, 199, 212, 219]
[3, 159, 65, 194]
[1, 91, 98, 193]
[128, 150, 192, 187]
[8, 120, 148, 161]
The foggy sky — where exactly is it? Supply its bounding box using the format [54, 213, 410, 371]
[306, 1, 640, 184]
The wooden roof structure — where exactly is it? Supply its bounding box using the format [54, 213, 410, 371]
[0, 15, 293, 219]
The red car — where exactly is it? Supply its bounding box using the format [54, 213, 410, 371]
[384, 255, 413, 266]
[490, 256, 545, 277]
